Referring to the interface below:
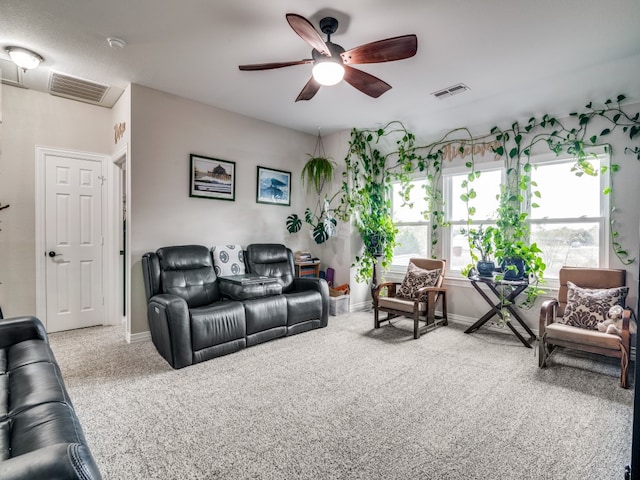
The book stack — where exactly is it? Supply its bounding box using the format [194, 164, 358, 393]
[294, 251, 313, 263]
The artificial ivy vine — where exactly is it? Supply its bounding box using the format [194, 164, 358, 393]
[341, 95, 640, 285]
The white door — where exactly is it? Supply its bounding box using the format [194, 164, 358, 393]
[45, 153, 104, 332]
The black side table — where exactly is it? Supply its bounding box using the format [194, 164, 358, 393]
[464, 274, 537, 348]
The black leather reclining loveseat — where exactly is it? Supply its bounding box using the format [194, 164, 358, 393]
[142, 243, 329, 369]
[0, 316, 102, 480]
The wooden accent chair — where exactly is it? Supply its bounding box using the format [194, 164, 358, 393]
[373, 258, 448, 339]
[539, 267, 632, 388]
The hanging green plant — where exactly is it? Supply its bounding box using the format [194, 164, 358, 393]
[301, 155, 336, 194]
[342, 123, 422, 284]
[286, 132, 344, 244]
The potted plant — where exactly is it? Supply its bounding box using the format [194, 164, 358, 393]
[286, 154, 344, 244]
[300, 155, 336, 194]
[490, 186, 546, 307]
[462, 225, 496, 277]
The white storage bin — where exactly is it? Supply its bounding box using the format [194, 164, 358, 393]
[329, 294, 350, 316]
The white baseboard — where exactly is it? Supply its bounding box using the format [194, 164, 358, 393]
[127, 330, 151, 344]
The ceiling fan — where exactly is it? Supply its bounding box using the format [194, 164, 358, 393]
[238, 13, 418, 102]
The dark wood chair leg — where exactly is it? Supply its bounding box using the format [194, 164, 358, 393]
[621, 347, 630, 389]
[441, 292, 448, 326]
[538, 335, 548, 368]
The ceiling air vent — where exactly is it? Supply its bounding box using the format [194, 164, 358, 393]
[48, 72, 110, 104]
[431, 83, 470, 100]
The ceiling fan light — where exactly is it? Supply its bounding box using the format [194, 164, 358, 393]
[5, 46, 44, 70]
[312, 61, 345, 86]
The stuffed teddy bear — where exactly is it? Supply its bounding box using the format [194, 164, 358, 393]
[597, 305, 631, 336]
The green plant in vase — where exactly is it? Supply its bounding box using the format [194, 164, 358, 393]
[462, 225, 496, 277]
[287, 153, 346, 244]
[491, 186, 546, 307]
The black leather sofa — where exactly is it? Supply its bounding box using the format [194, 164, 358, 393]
[0, 316, 102, 480]
[142, 243, 329, 369]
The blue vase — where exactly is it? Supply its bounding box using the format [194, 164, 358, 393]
[477, 261, 495, 277]
[501, 258, 526, 280]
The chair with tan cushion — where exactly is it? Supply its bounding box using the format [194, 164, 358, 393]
[373, 258, 447, 339]
[539, 266, 632, 388]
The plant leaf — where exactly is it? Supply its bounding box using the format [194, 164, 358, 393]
[286, 214, 302, 233]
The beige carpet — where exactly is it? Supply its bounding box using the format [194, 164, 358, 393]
[48, 311, 634, 480]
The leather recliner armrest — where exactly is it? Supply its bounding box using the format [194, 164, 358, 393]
[148, 294, 193, 369]
[0, 443, 102, 480]
[0, 316, 48, 349]
[293, 277, 330, 327]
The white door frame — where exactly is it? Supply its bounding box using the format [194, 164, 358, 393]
[110, 143, 130, 334]
[35, 146, 116, 329]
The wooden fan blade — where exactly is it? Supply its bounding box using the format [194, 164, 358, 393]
[343, 65, 392, 98]
[239, 59, 313, 71]
[295, 77, 321, 102]
[286, 13, 330, 56]
[341, 34, 418, 65]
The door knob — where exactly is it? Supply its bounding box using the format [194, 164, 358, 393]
[48, 251, 61, 258]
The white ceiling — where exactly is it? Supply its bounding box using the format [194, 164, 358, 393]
[2, 0, 640, 138]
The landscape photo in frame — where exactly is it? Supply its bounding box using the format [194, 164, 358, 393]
[256, 166, 291, 206]
[190, 154, 236, 201]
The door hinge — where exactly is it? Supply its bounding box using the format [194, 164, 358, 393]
[99, 175, 106, 186]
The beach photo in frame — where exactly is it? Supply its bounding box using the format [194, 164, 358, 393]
[256, 166, 291, 206]
[190, 154, 236, 201]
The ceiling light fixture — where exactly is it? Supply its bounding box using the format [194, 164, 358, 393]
[5, 46, 44, 70]
[312, 59, 345, 86]
[107, 37, 126, 49]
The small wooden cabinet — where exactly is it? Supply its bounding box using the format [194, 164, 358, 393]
[295, 261, 320, 278]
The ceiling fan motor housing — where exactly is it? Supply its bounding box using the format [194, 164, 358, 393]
[312, 41, 345, 61]
[319, 17, 339, 36]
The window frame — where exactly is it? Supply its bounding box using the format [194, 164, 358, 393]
[389, 177, 432, 273]
[443, 163, 504, 275]
[525, 149, 611, 275]
[442, 147, 611, 284]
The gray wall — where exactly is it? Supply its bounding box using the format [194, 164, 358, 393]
[0, 86, 111, 318]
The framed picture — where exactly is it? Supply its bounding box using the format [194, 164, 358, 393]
[190, 154, 235, 201]
[256, 166, 291, 206]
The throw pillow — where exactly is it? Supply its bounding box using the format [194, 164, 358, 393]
[561, 281, 628, 330]
[211, 245, 246, 277]
[396, 263, 441, 301]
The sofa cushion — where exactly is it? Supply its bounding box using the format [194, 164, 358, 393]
[9, 362, 72, 417]
[561, 281, 628, 330]
[190, 301, 246, 351]
[0, 349, 6, 374]
[377, 296, 428, 313]
[246, 244, 295, 292]
[243, 295, 287, 335]
[0, 374, 6, 420]
[212, 245, 246, 276]
[396, 263, 441, 301]
[0, 419, 9, 461]
[158, 245, 220, 308]
[7, 339, 55, 371]
[285, 290, 323, 325]
[545, 323, 622, 350]
[10, 402, 87, 457]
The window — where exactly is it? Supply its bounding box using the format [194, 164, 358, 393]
[390, 179, 431, 270]
[443, 151, 609, 279]
[445, 167, 502, 272]
[528, 155, 609, 278]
